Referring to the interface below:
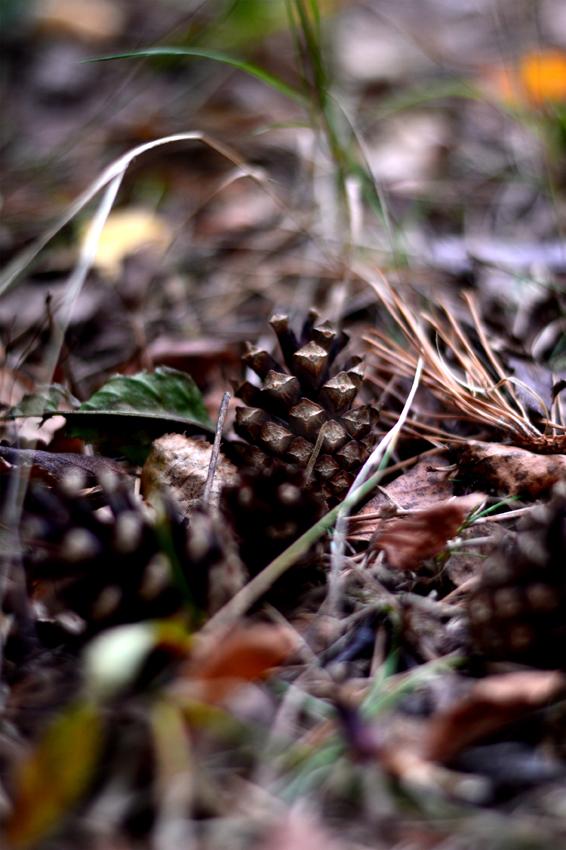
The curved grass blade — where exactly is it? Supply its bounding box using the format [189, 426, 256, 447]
[90, 47, 308, 107]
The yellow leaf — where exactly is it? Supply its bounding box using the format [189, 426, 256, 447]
[85, 207, 173, 280]
[6, 701, 102, 849]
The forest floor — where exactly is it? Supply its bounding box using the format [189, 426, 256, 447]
[1, 2, 565, 849]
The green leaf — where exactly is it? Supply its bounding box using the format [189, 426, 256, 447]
[79, 366, 210, 421]
[5, 384, 79, 418]
[66, 367, 214, 464]
[6, 701, 102, 849]
[90, 47, 308, 107]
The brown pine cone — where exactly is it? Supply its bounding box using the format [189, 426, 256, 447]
[467, 483, 566, 668]
[13, 470, 243, 634]
[231, 312, 379, 505]
[221, 463, 326, 608]
[184, 504, 245, 615]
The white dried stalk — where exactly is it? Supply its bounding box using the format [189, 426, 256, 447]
[327, 357, 424, 614]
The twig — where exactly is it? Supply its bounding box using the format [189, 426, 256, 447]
[202, 392, 231, 507]
[400, 592, 463, 619]
[442, 575, 479, 603]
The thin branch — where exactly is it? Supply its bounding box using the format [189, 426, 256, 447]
[202, 392, 231, 508]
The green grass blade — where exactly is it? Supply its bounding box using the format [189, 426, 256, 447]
[90, 47, 308, 107]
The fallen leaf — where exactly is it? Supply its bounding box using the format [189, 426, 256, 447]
[5, 384, 78, 418]
[79, 367, 210, 421]
[5, 415, 69, 449]
[424, 671, 566, 764]
[184, 624, 298, 704]
[456, 440, 566, 498]
[351, 454, 454, 540]
[343, 707, 491, 803]
[84, 207, 173, 280]
[0, 364, 34, 409]
[377, 738, 479, 800]
[65, 367, 214, 463]
[6, 701, 102, 849]
[5, 369, 213, 464]
[141, 433, 238, 511]
[0, 368, 65, 446]
[369, 493, 485, 570]
[146, 336, 241, 383]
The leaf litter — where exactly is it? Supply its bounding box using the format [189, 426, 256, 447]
[1, 2, 566, 849]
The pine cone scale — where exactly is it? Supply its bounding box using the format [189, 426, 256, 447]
[233, 311, 379, 506]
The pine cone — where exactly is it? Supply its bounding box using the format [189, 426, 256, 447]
[184, 504, 245, 615]
[467, 483, 566, 668]
[15, 469, 243, 634]
[221, 463, 326, 607]
[232, 312, 379, 505]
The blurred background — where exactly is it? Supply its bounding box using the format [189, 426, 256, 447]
[1, 0, 565, 390]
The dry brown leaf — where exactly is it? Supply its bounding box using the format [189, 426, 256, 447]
[141, 434, 238, 513]
[182, 624, 298, 704]
[424, 671, 566, 764]
[5, 701, 103, 850]
[457, 440, 566, 498]
[360, 710, 490, 802]
[147, 337, 241, 383]
[0, 363, 34, 408]
[352, 454, 454, 540]
[369, 493, 485, 570]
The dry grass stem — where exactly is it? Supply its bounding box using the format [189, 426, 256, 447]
[363, 283, 565, 453]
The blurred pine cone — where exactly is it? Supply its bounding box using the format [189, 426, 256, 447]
[467, 483, 566, 668]
[14, 469, 243, 634]
[221, 463, 326, 607]
[232, 312, 379, 505]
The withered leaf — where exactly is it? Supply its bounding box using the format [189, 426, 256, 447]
[183, 624, 298, 704]
[352, 454, 453, 541]
[141, 433, 238, 512]
[0, 364, 34, 408]
[147, 336, 241, 383]
[457, 440, 566, 497]
[370, 493, 485, 570]
[424, 671, 566, 764]
[6, 700, 102, 849]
